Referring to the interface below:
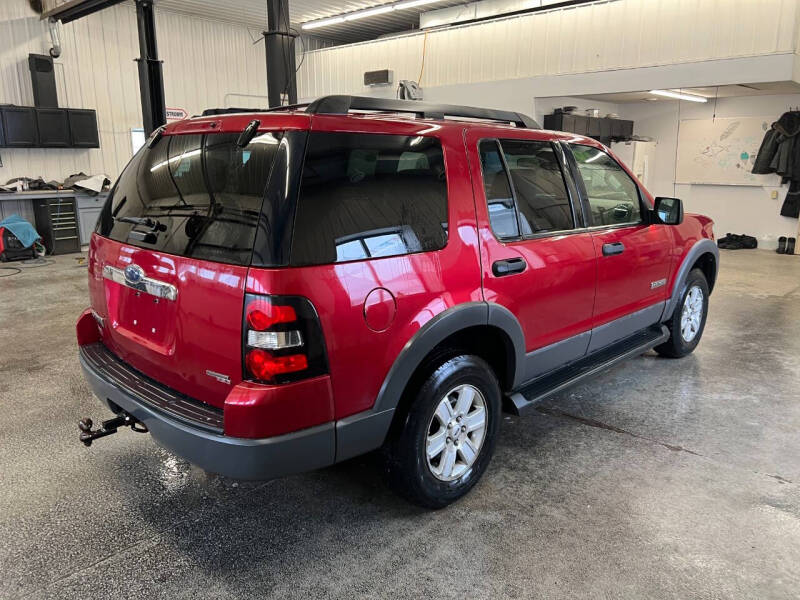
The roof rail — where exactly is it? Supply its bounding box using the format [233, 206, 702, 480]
[305, 95, 539, 129]
[201, 103, 310, 116]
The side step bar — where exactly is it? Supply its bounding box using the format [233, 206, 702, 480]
[508, 325, 670, 416]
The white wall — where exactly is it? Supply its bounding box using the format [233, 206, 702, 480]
[623, 95, 800, 248]
[299, 0, 799, 99]
[0, 2, 268, 183]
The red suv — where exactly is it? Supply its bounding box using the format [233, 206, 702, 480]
[77, 96, 717, 508]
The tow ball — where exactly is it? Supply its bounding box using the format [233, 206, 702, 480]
[78, 412, 148, 447]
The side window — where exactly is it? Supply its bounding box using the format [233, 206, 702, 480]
[499, 139, 574, 234]
[570, 144, 642, 226]
[479, 140, 519, 239]
[290, 132, 448, 266]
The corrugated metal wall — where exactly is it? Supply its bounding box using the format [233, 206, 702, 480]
[298, 0, 800, 99]
[0, 2, 267, 183]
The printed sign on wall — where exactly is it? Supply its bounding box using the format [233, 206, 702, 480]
[166, 108, 188, 121]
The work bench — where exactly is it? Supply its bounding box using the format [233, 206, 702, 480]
[0, 190, 108, 253]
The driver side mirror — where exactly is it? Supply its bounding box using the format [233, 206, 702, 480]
[653, 197, 683, 225]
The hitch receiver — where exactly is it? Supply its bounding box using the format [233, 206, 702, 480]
[78, 412, 148, 447]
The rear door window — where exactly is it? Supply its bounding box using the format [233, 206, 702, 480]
[499, 139, 575, 234]
[478, 138, 577, 239]
[479, 140, 519, 239]
[97, 131, 282, 266]
[290, 132, 448, 266]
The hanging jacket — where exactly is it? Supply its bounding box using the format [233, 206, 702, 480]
[753, 112, 800, 177]
[782, 181, 800, 218]
[753, 111, 800, 218]
[752, 127, 778, 174]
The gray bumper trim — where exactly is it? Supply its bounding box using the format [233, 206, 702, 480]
[79, 351, 335, 480]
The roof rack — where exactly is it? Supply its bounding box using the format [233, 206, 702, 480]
[200, 104, 310, 116]
[200, 96, 539, 128]
[305, 95, 539, 129]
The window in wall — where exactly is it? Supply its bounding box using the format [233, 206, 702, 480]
[290, 132, 448, 266]
[570, 144, 642, 226]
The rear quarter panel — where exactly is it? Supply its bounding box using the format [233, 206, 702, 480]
[246, 117, 483, 420]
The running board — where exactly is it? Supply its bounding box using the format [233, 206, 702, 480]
[508, 325, 669, 416]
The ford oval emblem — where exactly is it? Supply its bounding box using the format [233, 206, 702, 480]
[124, 264, 145, 285]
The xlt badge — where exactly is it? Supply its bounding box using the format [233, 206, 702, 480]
[206, 370, 231, 385]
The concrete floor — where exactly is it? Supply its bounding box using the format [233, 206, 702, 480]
[1, 250, 799, 599]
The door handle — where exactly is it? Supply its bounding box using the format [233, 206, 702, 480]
[492, 257, 527, 276]
[602, 242, 625, 256]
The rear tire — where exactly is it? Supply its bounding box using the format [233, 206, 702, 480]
[384, 355, 501, 509]
[655, 268, 709, 358]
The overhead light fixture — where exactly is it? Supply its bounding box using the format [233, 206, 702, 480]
[395, 0, 442, 8]
[302, 15, 345, 30]
[301, 0, 444, 30]
[649, 89, 708, 103]
[345, 5, 394, 20]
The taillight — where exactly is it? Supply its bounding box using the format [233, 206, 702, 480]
[242, 293, 328, 384]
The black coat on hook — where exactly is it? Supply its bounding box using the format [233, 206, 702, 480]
[752, 111, 800, 218]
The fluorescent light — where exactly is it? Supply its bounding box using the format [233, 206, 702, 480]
[395, 0, 441, 8]
[301, 0, 445, 30]
[649, 89, 708, 103]
[302, 16, 345, 30]
[345, 5, 394, 21]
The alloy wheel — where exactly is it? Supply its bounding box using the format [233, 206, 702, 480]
[425, 384, 487, 482]
[680, 285, 704, 342]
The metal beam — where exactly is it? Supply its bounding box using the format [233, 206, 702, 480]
[41, 0, 125, 23]
[135, 0, 166, 136]
[264, 0, 297, 108]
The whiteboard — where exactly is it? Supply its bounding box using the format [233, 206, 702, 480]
[675, 116, 779, 186]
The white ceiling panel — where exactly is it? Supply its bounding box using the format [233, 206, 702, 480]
[574, 83, 800, 104]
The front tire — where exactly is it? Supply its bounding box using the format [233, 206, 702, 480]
[655, 268, 709, 358]
[385, 355, 501, 509]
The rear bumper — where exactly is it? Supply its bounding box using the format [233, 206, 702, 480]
[78, 344, 335, 480]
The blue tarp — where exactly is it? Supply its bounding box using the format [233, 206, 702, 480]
[0, 214, 40, 249]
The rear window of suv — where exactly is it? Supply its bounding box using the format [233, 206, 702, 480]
[289, 132, 448, 266]
[97, 131, 282, 266]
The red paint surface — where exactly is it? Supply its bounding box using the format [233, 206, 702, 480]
[223, 376, 334, 438]
[87, 234, 248, 409]
[81, 112, 714, 440]
[465, 127, 598, 351]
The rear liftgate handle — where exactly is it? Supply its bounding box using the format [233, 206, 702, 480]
[602, 242, 625, 256]
[492, 257, 527, 277]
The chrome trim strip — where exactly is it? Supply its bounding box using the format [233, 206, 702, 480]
[102, 265, 178, 301]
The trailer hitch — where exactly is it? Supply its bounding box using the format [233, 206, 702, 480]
[78, 412, 148, 447]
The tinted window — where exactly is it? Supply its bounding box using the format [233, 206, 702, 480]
[479, 140, 519, 239]
[500, 139, 574, 234]
[290, 132, 448, 266]
[97, 132, 281, 265]
[571, 144, 641, 226]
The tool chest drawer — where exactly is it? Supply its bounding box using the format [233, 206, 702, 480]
[33, 196, 81, 255]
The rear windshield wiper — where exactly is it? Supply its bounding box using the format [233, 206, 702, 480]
[117, 216, 167, 232]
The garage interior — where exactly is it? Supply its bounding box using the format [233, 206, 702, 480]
[1, 0, 799, 598]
